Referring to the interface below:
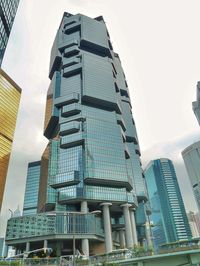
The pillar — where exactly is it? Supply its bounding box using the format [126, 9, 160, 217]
[129, 208, 138, 246]
[44, 240, 48, 249]
[145, 221, 153, 248]
[81, 201, 89, 257]
[26, 242, 30, 252]
[121, 203, 133, 248]
[100, 202, 113, 253]
[3, 244, 8, 258]
[118, 229, 125, 249]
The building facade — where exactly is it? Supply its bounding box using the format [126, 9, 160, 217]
[6, 13, 150, 256]
[182, 141, 200, 213]
[0, 0, 20, 66]
[145, 159, 192, 250]
[0, 69, 21, 211]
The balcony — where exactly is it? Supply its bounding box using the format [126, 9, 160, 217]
[59, 121, 81, 136]
[62, 57, 80, 68]
[60, 132, 84, 148]
[61, 103, 81, 117]
[49, 171, 80, 188]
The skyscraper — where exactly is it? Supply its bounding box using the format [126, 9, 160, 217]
[182, 141, 200, 213]
[23, 161, 41, 216]
[145, 159, 192, 250]
[0, 0, 21, 212]
[187, 211, 200, 238]
[0, 69, 21, 211]
[6, 13, 149, 256]
[192, 82, 200, 125]
[0, 0, 20, 66]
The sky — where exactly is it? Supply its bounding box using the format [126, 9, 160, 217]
[0, 0, 200, 236]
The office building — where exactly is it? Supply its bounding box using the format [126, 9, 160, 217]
[187, 211, 200, 238]
[23, 161, 41, 215]
[192, 82, 200, 125]
[0, 0, 20, 66]
[6, 13, 150, 256]
[0, 238, 3, 257]
[0, 69, 21, 211]
[182, 141, 200, 213]
[145, 159, 192, 250]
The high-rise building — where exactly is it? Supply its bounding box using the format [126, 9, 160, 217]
[0, 69, 21, 211]
[192, 82, 200, 125]
[0, 0, 20, 66]
[6, 13, 150, 256]
[182, 141, 200, 213]
[145, 159, 192, 250]
[187, 211, 200, 238]
[23, 161, 41, 216]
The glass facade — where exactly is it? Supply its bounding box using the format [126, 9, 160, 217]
[23, 161, 41, 215]
[0, 69, 21, 211]
[0, 0, 20, 65]
[6, 13, 149, 254]
[192, 81, 200, 125]
[6, 212, 104, 241]
[182, 141, 200, 213]
[145, 159, 192, 250]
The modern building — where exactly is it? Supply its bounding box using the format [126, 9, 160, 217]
[187, 211, 200, 238]
[0, 0, 21, 212]
[0, 0, 20, 66]
[6, 12, 150, 256]
[145, 158, 192, 250]
[0, 238, 3, 257]
[0, 69, 21, 211]
[23, 161, 41, 215]
[182, 141, 200, 213]
[192, 82, 200, 125]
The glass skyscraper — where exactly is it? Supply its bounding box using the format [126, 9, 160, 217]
[0, 0, 20, 66]
[182, 141, 200, 213]
[6, 12, 150, 256]
[23, 161, 41, 216]
[0, 0, 21, 212]
[0, 69, 21, 211]
[145, 159, 192, 250]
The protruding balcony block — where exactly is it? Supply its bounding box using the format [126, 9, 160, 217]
[62, 103, 81, 117]
[59, 121, 81, 136]
[60, 132, 84, 148]
[49, 171, 80, 188]
[54, 93, 79, 107]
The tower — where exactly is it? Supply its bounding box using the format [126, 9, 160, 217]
[6, 13, 149, 256]
[0, 69, 21, 211]
[145, 158, 192, 250]
[182, 141, 200, 213]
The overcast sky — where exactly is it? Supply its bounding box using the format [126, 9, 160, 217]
[1, 0, 200, 236]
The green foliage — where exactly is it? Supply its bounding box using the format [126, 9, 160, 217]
[0, 261, 21, 266]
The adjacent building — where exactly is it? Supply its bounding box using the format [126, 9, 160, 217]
[6, 12, 150, 256]
[182, 141, 200, 213]
[0, 69, 21, 211]
[0, 0, 20, 66]
[145, 159, 192, 250]
[187, 211, 200, 238]
[0, 0, 21, 212]
[23, 161, 41, 215]
[192, 82, 200, 125]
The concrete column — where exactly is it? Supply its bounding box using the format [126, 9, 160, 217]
[121, 203, 133, 248]
[129, 208, 138, 246]
[118, 229, 125, 249]
[26, 242, 30, 252]
[44, 240, 48, 249]
[81, 201, 89, 257]
[100, 202, 113, 253]
[3, 244, 8, 258]
[145, 221, 153, 248]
